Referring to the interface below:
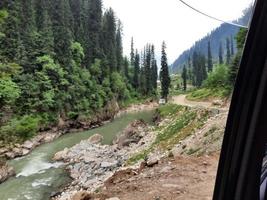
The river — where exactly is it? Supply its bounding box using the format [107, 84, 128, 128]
[0, 110, 154, 200]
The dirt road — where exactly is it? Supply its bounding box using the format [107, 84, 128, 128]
[171, 95, 229, 112]
[171, 95, 212, 108]
[97, 155, 219, 200]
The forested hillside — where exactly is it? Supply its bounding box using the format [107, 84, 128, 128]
[170, 6, 252, 74]
[0, 0, 159, 145]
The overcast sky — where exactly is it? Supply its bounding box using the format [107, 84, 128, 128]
[102, 0, 254, 64]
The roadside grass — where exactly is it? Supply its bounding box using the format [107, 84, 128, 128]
[157, 104, 184, 117]
[127, 104, 212, 165]
[186, 87, 231, 101]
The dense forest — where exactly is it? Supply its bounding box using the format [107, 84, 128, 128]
[178, 26, 247, 101]
[171, 6, 252, 74]
[0, 0, 162, 145]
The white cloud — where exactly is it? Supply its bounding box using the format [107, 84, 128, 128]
[103, 0, 254, 63]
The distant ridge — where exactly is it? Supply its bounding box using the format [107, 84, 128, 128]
[170, 6, 252, 74]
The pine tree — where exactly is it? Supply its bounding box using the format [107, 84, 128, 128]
[19, 0, 39, 72]
[151, 45, 158, 92]
[139, 50, 146, 94]
[160, 41, 170, 100]
[207, 41, 213, 72]
[101, 8, 117, 72]
[115, 20, 123, 71]
[187, 56, 193, 84]
[130, 37, 135, 66]
[226, 37, 231, 65]
[123, 57, 129, 79]
[219, 42, 224, 65]
[230, 35, 235, 56]
[84, 0, 102, 67]
[192, 51, 207, 87]
[51, 0, 72, 69]
[69, 0, 82, 41]
[145, 44, 152, 94]
[0, 1, 21, 63]
[133, 50, 140, 90]
[182, 65, 187, 91]
[35, 0, 55, 57]
[200, 55, 207, 82]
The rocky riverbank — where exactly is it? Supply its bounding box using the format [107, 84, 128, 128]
[51, 102, 229, 200]
[0, 162, 15, 184]
[0, 101, 157, 186]
[0, 100, 158, 162]
[51, 120, 157, 200]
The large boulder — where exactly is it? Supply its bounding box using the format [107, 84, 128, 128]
[53, 148, 69, 161]
[114, 120, 147, 147]
[88, 134, 103, 144]
[22, 140, 35, 149]
[146, 154, 160, 167]
[100, 161, 118, 170]
[5, 152, 15, 159]
[0, 163, 15, 183]
[0, 148, 8, 155]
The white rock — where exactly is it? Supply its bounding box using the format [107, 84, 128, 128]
[53, 148, 69, 161]
[22, 140, 34, 149]
[146, 156, 159, 167]
[101, 161, 118, 169]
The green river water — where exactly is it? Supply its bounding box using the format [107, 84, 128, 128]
[0, 110, 154, 200]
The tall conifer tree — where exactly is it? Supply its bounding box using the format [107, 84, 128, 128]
[101, 8, 117, 72]
[182, 65, 187, 91]
[130, 37, 135, 66]
[160, 41, 170, 100]
[219, 42, 224, 65]
[226, 37, 231, 65]
[115, 21, 123, 71]
[151, 45, 158, 92]
[133, 50, 140, 90]
[230, 35, 235, 56]
[207, 41, 213, 72]
[85, 0, 102, 67]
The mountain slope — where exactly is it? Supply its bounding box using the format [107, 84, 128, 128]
[170, 7, 252, 74]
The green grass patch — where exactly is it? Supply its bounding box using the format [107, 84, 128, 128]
[186, 87, 231, 101]
[127, 149, 151, 165]
[156, 104, 185, 117]
[127, 106, 212, 164]
[187, 147, 201, 155]
[154, 111, 196, 146]
[156, 109, 210, 149]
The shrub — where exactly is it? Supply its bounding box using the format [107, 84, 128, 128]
[204, 64, 230, 88]
[0, 115, 40, 141]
